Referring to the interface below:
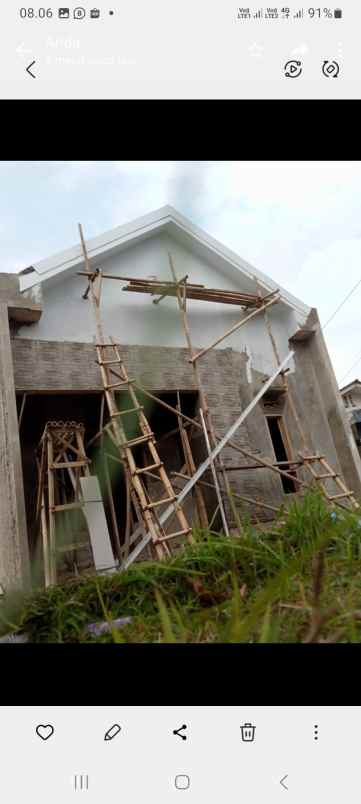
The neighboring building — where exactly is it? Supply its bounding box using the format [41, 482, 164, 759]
[340, 380, 361, 455]
[1, 205, 361, 592]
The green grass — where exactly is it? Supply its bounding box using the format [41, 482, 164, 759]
[2, 489, 361, 643]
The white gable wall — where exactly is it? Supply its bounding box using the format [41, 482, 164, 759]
[18, 233, 299, 377]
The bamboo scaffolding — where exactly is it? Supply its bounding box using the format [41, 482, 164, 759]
[224, 460, 302, 471]
[190, 293, 280, 365]
[18, 393, 27, 429]
[77, 243, 359, 569]
[199, 409, 229, 535]
[47, 433, 56, 585]
[176, 391, 209, 529]
[122, 351, 293, 569]
[171, 472, 281, 515]
[258, 276, 308, 455]
[77, 271, 271, 308]
[168, 253, 241, 533]
[78, 226, 192, 561]
[87, 379, 308, 495]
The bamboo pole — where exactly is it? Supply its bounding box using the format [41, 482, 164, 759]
[99, 393, 122, 561]
[89, 379, 308, 493]
[224, 460, 302, 471]
[47, 434, 57, 586]
[123, 350, 293, 569]
[190, 294, 279, 364]
[109, 339, 192, 551]
[226, 443, 306, 488]
[172, 472, 281, 514]
[123, 476, 132, 559]
[168, 253, 240, 532]
[40, 489, 51, 588]
[79, 225, 167, 560]
[176, 391, 209, 529]
[18, 393, 27, 429]
[199, 409, 229, 535]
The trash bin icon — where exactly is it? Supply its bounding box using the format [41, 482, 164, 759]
[241, 723, 256, 742]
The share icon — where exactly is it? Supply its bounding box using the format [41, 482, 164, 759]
[173, 724, 187, 740]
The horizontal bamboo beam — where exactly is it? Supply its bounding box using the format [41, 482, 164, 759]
[225, 460, 302, 471]
[171, 472, 281, 514]
[77, 271, 205, 288]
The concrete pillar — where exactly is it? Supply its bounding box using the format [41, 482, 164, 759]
[308, 310, 361, 498]
[291, 308, 361, 500]
[0, 302, 31, 592]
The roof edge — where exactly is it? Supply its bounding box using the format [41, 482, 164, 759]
[19, 204, 311, 318]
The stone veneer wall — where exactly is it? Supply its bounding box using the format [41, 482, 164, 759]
[12, 338, 287, 522]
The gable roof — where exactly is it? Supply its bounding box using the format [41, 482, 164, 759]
[19, 205, 310, 320]
[340, 379, 361, 395]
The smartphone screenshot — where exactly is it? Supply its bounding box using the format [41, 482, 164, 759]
[1, 2, 358, 97]
[0, 159, 360, 651]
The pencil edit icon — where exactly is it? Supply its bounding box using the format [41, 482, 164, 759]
[104, 724, 122, 741]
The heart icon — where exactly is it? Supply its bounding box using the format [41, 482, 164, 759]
[36, 724, 55, 741]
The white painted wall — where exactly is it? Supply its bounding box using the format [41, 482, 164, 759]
[18, 232, 299, 377]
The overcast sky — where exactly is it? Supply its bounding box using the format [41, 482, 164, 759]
[1, 160, 360, 385]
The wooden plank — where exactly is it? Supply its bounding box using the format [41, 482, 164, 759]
[50, 460, 89, 470]
[80, 476, 117, 572]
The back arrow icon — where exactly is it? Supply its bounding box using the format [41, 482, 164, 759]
[26, 60, 36, 78]
[280, 775, 289, 790]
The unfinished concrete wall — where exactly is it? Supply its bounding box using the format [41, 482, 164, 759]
[0, 306, 31, 593]
[290, 310, 361, 498]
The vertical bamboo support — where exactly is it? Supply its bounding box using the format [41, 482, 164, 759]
[104, 453, 122, 561]
[123, 476, 132, 559]
[199, 409, 230, 536]
[40, 490, 51, 588]
[168, 253, 241, 532]
[176, 391, 209, 529]
[99, 393, 122, 561]
[47, 434, 57, 586]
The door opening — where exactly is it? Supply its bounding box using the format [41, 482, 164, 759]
[266, 415, 297, 494]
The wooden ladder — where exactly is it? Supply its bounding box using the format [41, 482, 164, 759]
[36, 421, 93, 587]
[300, 453, 360, 510]
[96, 338, 193, 560]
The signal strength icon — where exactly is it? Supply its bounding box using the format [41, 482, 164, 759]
[254, 9, 263, 18]
[294, 9, 304, 17]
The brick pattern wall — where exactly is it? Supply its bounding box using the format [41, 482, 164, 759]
[12, 338, 285, 521]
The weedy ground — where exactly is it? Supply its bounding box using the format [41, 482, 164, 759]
[2, 490, 361, 643]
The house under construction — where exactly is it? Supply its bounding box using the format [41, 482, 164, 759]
[1, 205, 361, 594]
